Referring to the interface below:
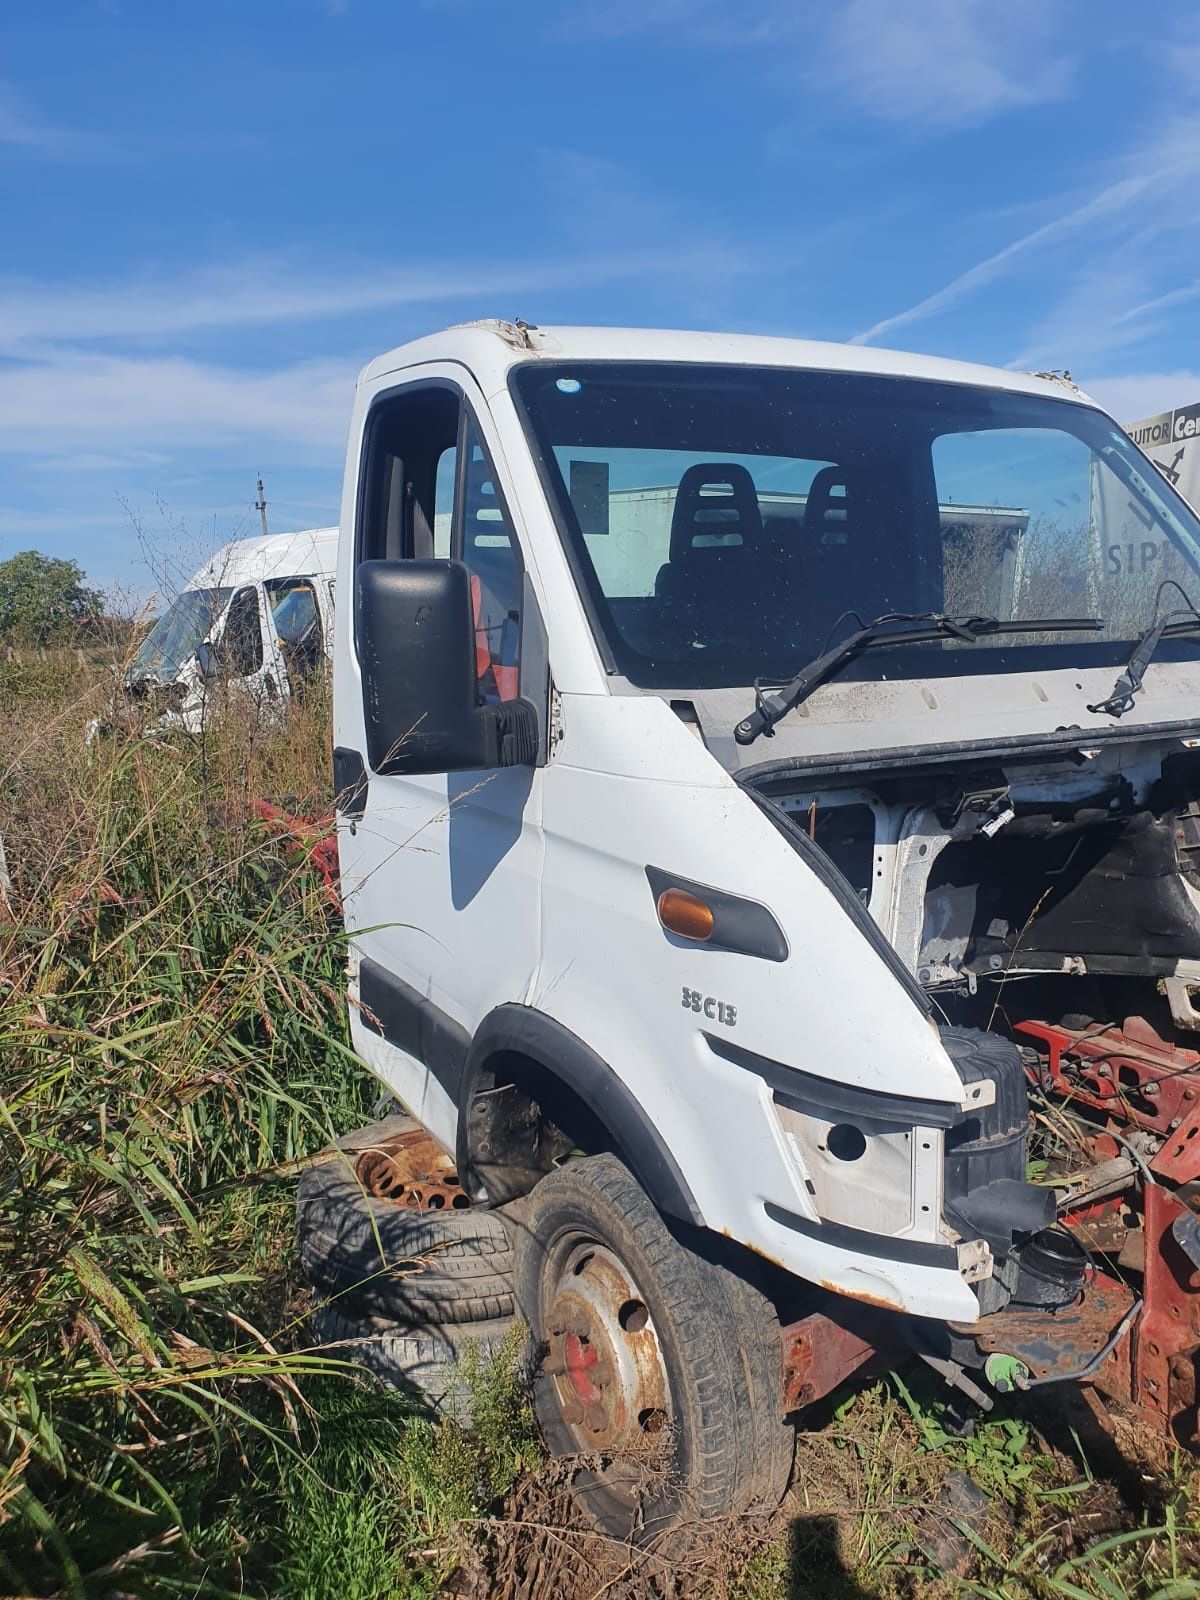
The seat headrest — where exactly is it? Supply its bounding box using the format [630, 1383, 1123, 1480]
[803, 465, 848, 531]
[670, 462, 764, 562]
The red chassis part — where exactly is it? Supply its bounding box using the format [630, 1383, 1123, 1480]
[1014, 1017, 1200, 1444]
[1016, 1016, 1200, 1182]
[780, 1302, 891, 1413]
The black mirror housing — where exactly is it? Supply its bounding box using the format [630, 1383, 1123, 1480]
[195, 640, 217, 681]
[356, 559, 537, 775]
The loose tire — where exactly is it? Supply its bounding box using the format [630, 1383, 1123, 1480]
[513, 1152, 794, 1541]
[296, 1158, 514, 1324]
[311, 1301, 514, 1423]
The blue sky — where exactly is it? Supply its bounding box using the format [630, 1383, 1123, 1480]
[2, 0, 1199, 599]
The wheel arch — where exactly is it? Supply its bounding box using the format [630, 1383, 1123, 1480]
[456, 1004, 702, 1226]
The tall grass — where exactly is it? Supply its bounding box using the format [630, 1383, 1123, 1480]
[0, 658, 377, 1594]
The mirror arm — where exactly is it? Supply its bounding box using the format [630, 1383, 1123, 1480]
[482, 698, 539, 768]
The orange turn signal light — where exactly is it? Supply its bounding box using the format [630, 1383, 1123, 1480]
[657, 887, 715, 942]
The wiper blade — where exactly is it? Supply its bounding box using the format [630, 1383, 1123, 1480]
[734, 612, 1104, 746]
[1088, 610, 1200, 719]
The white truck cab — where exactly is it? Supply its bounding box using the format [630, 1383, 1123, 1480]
[332, 323, 1200, 1530]
[125, 526, 336, 733]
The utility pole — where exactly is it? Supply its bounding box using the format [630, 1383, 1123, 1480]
[255, 476, 269, 537]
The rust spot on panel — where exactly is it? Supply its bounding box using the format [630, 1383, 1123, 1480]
[815, 1278, 905, 1313]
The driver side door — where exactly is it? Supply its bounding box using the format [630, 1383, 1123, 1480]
[336, 372, 545, 1152]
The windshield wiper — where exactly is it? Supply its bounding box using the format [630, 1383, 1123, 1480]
[734, 611, 1105, 745]
[1088, 591, 1200, 718]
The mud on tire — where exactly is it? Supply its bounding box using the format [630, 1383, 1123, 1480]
[513, 1151, 794, 1542]
[296, 1158, 515, 1324]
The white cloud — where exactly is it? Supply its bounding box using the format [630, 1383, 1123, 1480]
[0, 505, 131, 535]
[561, 0, 1071, 127]
[0, 243, 744, 354]
[0, 350, 354, 455]
[1001, 117, 1200, 372]
[557, 1, 716, 40]
[0, 227, 723, 462]
[0, 80, 107, 158]
[1113, 279, 1200, 327]
[819, 0, 1072, 127]
[0, 147, 756, 598]
[851, 110, 1200, 348]
[1007, 256, 1156, 373]
[534, 150, 748, 308]
[851, 171, 1156, 346]
[1080, 372, 1200, 425]
[0, 82, 60, 146]
[29, 449, 172, 473]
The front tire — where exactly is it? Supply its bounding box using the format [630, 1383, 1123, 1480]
[512, 1153, 793, 1540]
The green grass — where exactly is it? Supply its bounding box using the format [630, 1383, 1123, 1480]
[0, 660, 369, 1595]
[241, 1329, 536, 1600]
[1, 653, 1197, 1598]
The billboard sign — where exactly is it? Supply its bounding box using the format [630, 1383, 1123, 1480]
[1127, 404, 1200, 511]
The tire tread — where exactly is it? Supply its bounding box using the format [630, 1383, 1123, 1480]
[296, 1159, 515, 1323]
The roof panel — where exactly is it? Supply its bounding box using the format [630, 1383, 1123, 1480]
[358, 321, 1096, 409]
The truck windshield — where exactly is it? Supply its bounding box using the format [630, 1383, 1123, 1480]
[129, 587, 232, 682]
[512, 363, 1200, 691]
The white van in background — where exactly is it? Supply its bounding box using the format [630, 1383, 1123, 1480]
[124, 526, 337, 733]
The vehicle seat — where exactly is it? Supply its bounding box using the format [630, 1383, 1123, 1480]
[798, 466, 872, 633]
[654, 464, 766, 642]
[803, 466, 850, 541]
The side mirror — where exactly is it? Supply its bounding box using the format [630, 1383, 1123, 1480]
[195, 641, 217, 681]
[356, 559, 537, 775]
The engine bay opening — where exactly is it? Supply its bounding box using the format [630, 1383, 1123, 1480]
[747, 735, 1200, 1445]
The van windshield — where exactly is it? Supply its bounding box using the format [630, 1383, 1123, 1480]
[129, 587, 232, 682]
[512, 363, 1200, 691]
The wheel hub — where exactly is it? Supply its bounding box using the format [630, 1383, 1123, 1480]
[542, 1243, 671, 1451]
[564, 1333, 603, 1405]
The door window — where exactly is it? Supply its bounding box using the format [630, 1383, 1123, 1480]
[461, 417, 522, 703]
[267, 578, 323, 682]
[357, 386, 524, 704]
[220, 586, 263, 677]
[433, 444, 456, 558]
[933, 427, 1200, 640]
[359, 385, 460, 561]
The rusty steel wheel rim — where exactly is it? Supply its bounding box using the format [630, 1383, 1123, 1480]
[540, 1241, 672, 1453]
[354, 1129, 471, 1212]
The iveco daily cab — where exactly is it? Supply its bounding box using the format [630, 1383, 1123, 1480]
[331, 322, 1200, 1534]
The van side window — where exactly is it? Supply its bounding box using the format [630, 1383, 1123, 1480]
[359, 386, 460, 561]
[267, 578, 323, 682]
[221, 586, 263, 677]
[461, 417, 522, 703]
